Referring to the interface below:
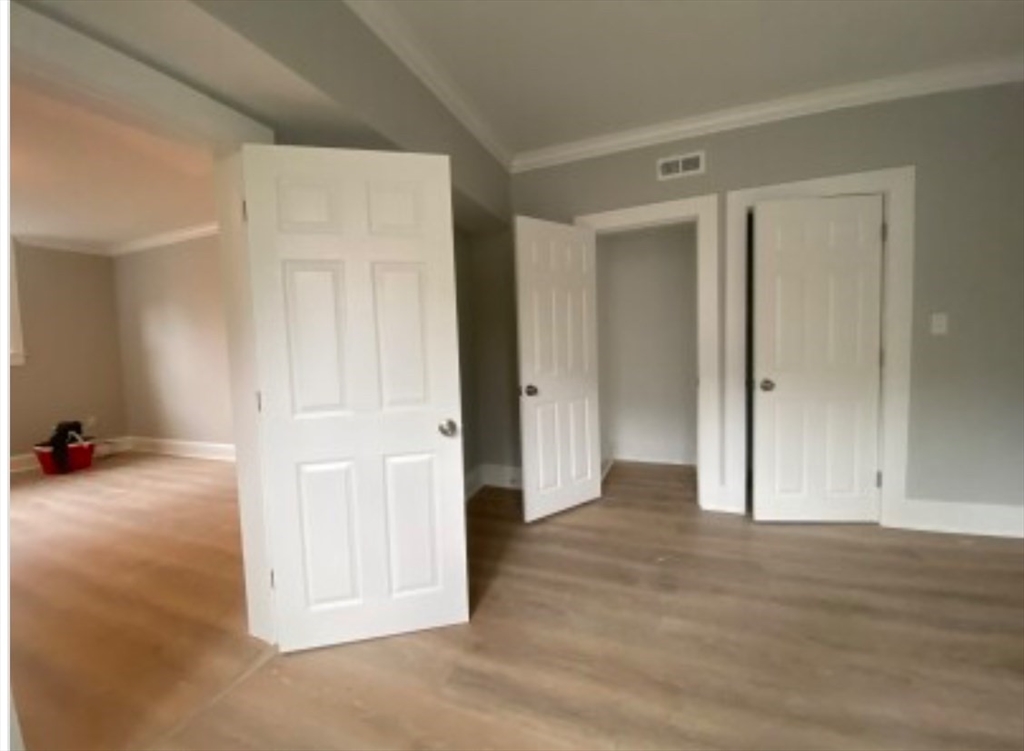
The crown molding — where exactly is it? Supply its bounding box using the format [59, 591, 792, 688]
[344, 0, 512, 168]
[13, 224, 220, 257]
[107, 223, 220, 255]
[511, 56, 1024, 173]
[11, 236, 107, 255]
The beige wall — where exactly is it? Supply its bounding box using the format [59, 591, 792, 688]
[597, 224, 698, 466]
[9, 242, 126, 453]
[514, 83, 1024, 506]
[114, 235, 233, 444]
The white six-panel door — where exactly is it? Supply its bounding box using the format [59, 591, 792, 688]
[242, 145, 468, 652]
[753, 196, 884, 522]
[514, 217, 602, 522]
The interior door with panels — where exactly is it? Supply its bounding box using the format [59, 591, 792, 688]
[753, 195, 884, 522]
[242, 145, 468, 652]
[515, 216, 602, 522]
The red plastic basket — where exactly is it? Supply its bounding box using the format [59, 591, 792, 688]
[33, 441, 95, 475]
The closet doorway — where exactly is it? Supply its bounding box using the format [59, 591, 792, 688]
[597, 223, 698, 477]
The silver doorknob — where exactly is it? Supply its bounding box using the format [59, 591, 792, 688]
[438, 419, 458, 437]
[760, 379, 776, 392]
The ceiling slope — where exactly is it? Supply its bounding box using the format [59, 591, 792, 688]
[365, 0, 1024, 168]
[24, 0, 511, 228]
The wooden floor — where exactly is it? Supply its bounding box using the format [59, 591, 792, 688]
[11, 458, 1024, 750]
[9, 453, 271, 751]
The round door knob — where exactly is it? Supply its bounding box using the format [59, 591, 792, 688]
[524, 385, 539, 397]
[760, 379, 776, 392]
[438, 419, 458, 437]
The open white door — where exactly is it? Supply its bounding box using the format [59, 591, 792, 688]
[240, 145, 468, 652]
[753, 195, 884, 522]
[514, 216, 602, 522]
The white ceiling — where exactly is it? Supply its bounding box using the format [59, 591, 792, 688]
[10, 76, 216, 253]
[355, 0, 1024, 158]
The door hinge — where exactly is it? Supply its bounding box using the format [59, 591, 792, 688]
[876, 471, 883, 489]
[270, 569, 275, 589]
[242, 200, 248, 222]
[881, 222, 888, 243]
[256, 390, 262, 413]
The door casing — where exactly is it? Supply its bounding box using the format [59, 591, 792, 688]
[576, 195, 722, 511]
[726, 168, 916, 525]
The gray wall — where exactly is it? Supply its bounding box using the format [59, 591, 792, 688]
[514, 83, 1024, 505]
[114, 235, 233, 444]
[598, 224, 698, 466]
[9, 242, 126, 453]
[454, 230, 479, 469]
[465, 229, 521, 468]
[193, 0, 510, 229]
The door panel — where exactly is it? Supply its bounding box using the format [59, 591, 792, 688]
[515, 216, 602, 522]
[243, 145, 467, 652]
[754, 196, 883, 522]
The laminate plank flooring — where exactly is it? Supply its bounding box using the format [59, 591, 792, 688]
[11, 457, 1024, 750]
[9, 453, 271, 751]
[158, 462, 1024, 751]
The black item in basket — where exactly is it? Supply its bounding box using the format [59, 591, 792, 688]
[44, 421, 85, 474]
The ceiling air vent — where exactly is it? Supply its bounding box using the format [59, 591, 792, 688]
[656, 151, 706, 181]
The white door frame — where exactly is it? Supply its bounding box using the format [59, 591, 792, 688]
[10, 5, 279, 642]
[725, 167, 916, 521]
[575, 195, 730, 512]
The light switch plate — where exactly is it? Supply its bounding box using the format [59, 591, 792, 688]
[930, 312, 949, 336]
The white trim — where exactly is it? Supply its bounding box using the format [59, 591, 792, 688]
[10, 4, 272, 151]
[96, 436, 135, 457]
[882, 498, 1024, 539]
[9, 454, 40, 474]
[10, 225, 220, 258]
[107, 223, 220, 256]
[601, 459, 614, 482]
[478, 463, 522, 490]
[464, 466, 484, 500]
[576, 195, 731, 513]
[726, 167, 916, 519]
[129, 437, 236, 462]
[10, 236, 106, 255]
[512, 57, 1024, 173]
[344, 0, 512, 167]
[462, 463, 521, 500]
[465, 464, 523, 491]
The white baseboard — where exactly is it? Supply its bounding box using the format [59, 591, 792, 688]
[96, 436, 135, 457]
[601, 459, 614, 481]
[464, 466, 484, 500]
[464, 463, 521, 499]
[129, 436, 236, 462]
[882, 497, 1024, 539]
[479, 463, 521, 489]
[9, 453, 40, 473]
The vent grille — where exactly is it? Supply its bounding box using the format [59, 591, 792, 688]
[656, 151, 705, 181]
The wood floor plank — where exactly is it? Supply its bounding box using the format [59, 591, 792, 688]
[10, 453, 272, 751]
[11, 457, 1024, 750]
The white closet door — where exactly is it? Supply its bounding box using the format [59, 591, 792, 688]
[243, 145, 468, 652]
[515, 216, 602, 522]
[753, 195, 884, 522]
